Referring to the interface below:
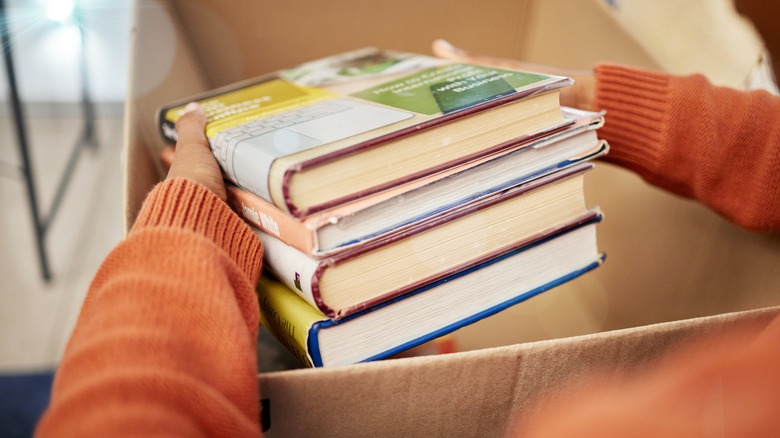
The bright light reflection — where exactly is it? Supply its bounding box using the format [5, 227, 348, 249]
[43, 0, 75, 23]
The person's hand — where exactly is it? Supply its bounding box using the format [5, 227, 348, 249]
[431, 39, 596, 111]
[166, 102, 227, 202]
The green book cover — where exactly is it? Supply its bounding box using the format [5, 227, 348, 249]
[351, 64, 550, 115]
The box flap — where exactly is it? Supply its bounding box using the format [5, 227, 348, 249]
[124, 0, 212, 229]
[259, 306, 779, 436]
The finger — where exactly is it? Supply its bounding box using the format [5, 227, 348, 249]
[175, 102, 209, 148]
[170, 103, 213, 174]
[431, 39, 467, 60]
[167, 103, 228, 201]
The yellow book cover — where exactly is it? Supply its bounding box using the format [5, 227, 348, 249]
[258, 275, 321, 368]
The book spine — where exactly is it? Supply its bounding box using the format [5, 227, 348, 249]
[257, 275, 323, 368]
[316, 218, 603, 367]
[254, 230, 324, 312]
[226, 184, 318, 254]
[157, 107, 179, 144]
[158, 146, 320, 254]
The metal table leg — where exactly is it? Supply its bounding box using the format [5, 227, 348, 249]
[0, 0, 98, 282]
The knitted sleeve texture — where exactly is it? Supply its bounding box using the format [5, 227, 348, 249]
[36, 178, 264, 437]
[514, 66, 780, 436]
[594, 64, 780, 232]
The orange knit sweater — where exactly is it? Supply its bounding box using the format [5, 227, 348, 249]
[595, 64, 780, 232]
[36, 66, 780, 436]
[521, 65, 780, 435]
[36, 179, 264, 436]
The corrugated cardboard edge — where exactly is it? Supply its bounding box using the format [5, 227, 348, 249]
[123, 0, 211, 231]
[258, 305, 779, 437]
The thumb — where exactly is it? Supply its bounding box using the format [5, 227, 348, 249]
[431, 39, 470, 62]
[166, 102, 227, 202]
[175, 102, 208, 147]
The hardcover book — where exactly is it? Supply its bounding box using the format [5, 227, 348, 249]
[158, 47, 572, 217]
[258, 219, 603, 367]
[159, 109, 606, 258]
[257, 164, 599, 319]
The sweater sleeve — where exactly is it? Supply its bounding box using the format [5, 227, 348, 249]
[516, 314, 780, 437]
[36, 178, 264, 437]
[594, 64, 780, 232]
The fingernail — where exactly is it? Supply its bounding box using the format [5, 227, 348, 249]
[434, 39, 460, 53]
[183, 102, 200, 114]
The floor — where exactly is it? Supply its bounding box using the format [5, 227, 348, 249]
[0, 108, 125, 373]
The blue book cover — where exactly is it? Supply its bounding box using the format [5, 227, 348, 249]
[258, 215, 603, 368]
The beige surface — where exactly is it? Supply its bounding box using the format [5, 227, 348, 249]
[0, 113, 124, 371]
[595, 0, 763, 88]
[519, 0, 659, 70]
[260, 306, 779, 437]
[123, 0, 211, 229]
[170, 0, 533, 87]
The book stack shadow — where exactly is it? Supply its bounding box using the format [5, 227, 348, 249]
[159, 49, 608, 367]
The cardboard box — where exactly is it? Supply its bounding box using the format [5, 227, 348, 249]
[124, 1, 780, 435]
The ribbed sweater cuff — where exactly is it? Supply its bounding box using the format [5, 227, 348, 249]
[131, 178, 263, 283]
[594, 64, 671, 178]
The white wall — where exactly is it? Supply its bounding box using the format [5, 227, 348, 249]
[0, 0, 133, 103]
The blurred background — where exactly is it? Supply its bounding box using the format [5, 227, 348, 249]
[0, 0, 776, 436]
[0, 0, 131, 435]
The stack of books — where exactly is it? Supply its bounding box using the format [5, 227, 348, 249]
[159, 48, 607, 367]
